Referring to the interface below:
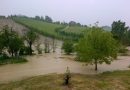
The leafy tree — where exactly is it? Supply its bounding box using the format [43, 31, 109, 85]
[25, 30, 38, 55]
[126, 30, 130, 45]
[76, 27, 118, 71]
[40, 16, 44, 21]
[62, 40, 74, 55]
[111, 20, 128, 44]
[8, 33, 24, 57]
[45, 16, 53, 23]
[0, 35, 4, 54]
[1, 25, 10, 47]
[35, 16, 41, 20]
[0, 25, 24, 57]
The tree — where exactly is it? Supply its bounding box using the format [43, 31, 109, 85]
[44, 38, 50, 53]
[35, 16, 41, 20]
[62, 40, 74, 55]
[76, 27, 118, 71]
[40, 16, 44, 21]
[8, 33, 24, 57]
[25, 30, 38, 55]
[45, 16, 53, 23]
[126, 30, 130, 45]
[51, 37, 57, 52]
[0, 34, 4, 54]
[0, 25, 24, 57]
[1, 25, 10, 47]
[111, 20, 128, 44]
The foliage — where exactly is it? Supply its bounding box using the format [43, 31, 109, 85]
[111, 20, 129, 45]
[76, 27, 118, 71]
[0, 56, 27, 65]
[0, 25, 24, 57]
[19, 46, 31, 55]
[0, 53, 9, 61]
[0, 34, 4, 54]
[24, 30, 38, 55]
[62, 40, 74, 55]
[126, 30, 130, 45]
[8, 33, 24, 56]
[45, 16, 53, 23]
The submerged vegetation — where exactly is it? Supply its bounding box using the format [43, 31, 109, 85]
[0, 56, 27, 65]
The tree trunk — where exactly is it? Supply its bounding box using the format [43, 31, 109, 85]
[29, 42, 32, 55]
[11, 50, 14, 57]
[95, 59, 98, 71]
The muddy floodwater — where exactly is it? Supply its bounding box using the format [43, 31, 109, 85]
[0, 51, 130, 83]
[0, 18, 129, 83]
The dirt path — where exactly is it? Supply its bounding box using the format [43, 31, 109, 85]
[0, 52, 130, 83]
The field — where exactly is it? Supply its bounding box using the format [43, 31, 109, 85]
[13, 17, 86, 40]
[60, 26, 86, 35]
[13, 17, 63, 37]
[0, 70, 130, 90]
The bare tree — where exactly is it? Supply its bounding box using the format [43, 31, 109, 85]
[51, 37, 57, 53]
[44, 38, 50, 53]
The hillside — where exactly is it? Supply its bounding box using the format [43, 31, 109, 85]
[13, 17, 86, 40]
[12, 17, 113, 40]
[0, 18, 28, 35]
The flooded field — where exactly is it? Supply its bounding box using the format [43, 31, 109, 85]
[0, 18, 130, 83]
[0, 48, 130, 83]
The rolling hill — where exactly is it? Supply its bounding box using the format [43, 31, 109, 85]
[13, 17, 86, 40]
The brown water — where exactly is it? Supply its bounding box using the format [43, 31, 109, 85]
[0, 19, 130, 83]
[0, 52, 130, 83]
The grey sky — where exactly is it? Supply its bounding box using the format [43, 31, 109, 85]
[0, 0, 130, 26]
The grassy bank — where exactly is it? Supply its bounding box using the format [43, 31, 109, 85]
[0, 70, 130, 90]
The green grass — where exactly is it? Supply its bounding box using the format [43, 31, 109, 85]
[0, 57, 28, 65]
[13, 17, 63, 38]
[0, 70, 130, 90]
[61, 26, 86, 35]
[13, 17, 86, 40]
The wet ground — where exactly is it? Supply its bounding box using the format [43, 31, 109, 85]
[0, 19, 130, 83]
[0, 50, 130, 83]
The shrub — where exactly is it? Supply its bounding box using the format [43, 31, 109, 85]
[62, 40, 74, 55]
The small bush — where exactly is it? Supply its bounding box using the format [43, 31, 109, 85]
[0, 53, 9, 60]
[62, 40, 74, 55]
[19, 46, 32, 55]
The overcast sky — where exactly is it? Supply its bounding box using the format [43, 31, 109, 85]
[0, 0, 130, 26]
